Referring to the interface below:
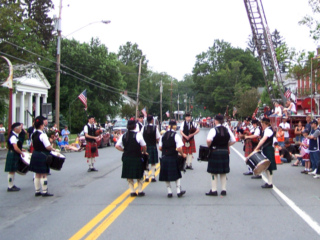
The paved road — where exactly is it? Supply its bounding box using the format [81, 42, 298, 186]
[1, 128, 320, 240]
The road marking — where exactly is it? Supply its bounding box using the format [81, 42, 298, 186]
[231, 146, 320, 235]
[69, 163, 160, 240]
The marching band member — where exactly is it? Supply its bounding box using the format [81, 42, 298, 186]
[240, 117, 254, 176]
[141, 115, 160, 182]
[159, 120, 187, 198]
[180, 113, 200, 170]
[29, 117, 56, 197]
[254, 118, 276, 188]
[137, 114, 144, 132]
[206, 115, 236, 196]
[5, 122, 25, 192]
[244, 119, 262, 179]
[116, 120, 147, 197]
[84, 115, 99, 172]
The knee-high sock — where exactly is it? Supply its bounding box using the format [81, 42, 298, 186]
[8, 173, 14, 188]
[34, 177, 41, 192]
[127, 179, 135, 193]
[166, 182, 172, 194]
[91, 158, 96, 164]
[175, 178, 181, 194]
[248, 166, 253, 173]
[220, 174, 227, 191]
[144, 170, 149, 179]
[211, 174, 218, 192]
[151, 165, 156, 178]
[87, 158, 92, 168]
[187, 154, 193, 166]
[137, 179, 143, 192]
[40, 177, 48, 193]
[266, 170, 273, 185]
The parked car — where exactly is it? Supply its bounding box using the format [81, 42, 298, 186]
[113, 120, 128, 134]
[161, 121, 169, 130]
[79, 129, 111, 148]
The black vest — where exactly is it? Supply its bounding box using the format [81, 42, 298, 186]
[183, 120, 191, 136]
[7, 132, 22, 151]
[162, 131, 177, 157]
[143, 125, 157, 146]
[211, 126, 230, 150]
[262, 126, 274, 148]
[85, 124, 96, 143]
[32, 131, 50, 152]
[123, 131, 142, 158]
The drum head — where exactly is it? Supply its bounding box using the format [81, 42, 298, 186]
[253, 159, 271, 175]
[50, 151, 66, 159]
[21, 152, 31, 165]
[247, 150, 261, 159]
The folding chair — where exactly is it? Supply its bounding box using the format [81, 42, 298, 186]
[56, 140, 70, 153]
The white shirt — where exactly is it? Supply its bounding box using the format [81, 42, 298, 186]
[0, 127, 5, 134]
[32, 130, 51, 148]
[116, 131, 146, 148]
[180, 121, 199, 131]
[141, 124, 161, 140]
[84, 123, 96, 133]
[274, 106, 282, 116]
[252, 126, 261, 136]
[263, 127, 274, 138]
[207, 124, 236, 143]
[289, 102, 296, 113]
[9, 132, 19, 144]
[279, 122, 290, 138]
[159, 130, 184, 148]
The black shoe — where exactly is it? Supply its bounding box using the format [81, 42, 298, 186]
[91, 168, 98, 172]
[205, 190, 218, 196]
[151, 178, 157, 182]
[261, 183, 273, 189]
[145, 178, 149, 182]
[167, 193, 173, 198]
[35, 192, 42, 197]
[137, 192, 145, 197]
[177, 190, 186, 198]
[243, 171, 253, 176]
[87, 168, 92, 172]
[221, 190, 227, 196]
[7, 185, 20, 192]
[42, 192, 54, 197]
[251, 175, 262, 179]
[130, 192, 137, 197]
[186, 166, 194, 170]
[48, 172, 51, 175]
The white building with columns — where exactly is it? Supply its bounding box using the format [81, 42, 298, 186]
[11, 65, 51, 128]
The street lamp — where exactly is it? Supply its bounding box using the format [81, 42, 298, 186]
[54, 16, 111, 129]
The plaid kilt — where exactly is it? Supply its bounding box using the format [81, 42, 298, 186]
[121, 156, 144, 179]
[182, 138, 196, 154]
[207, 149, 230, 174]
[29, 151, 50, 174]
[85, 141, 99, 158]
[262, 145, 276, 174]
[159, 155, 182, 182]
[146, 145, 158, 164]
[244, 139, 253, 157]
[4, 150, 20, 172]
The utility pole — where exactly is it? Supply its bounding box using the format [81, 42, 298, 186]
[160, 79, 163, 123]
[177, 94, 180, 121]
[55, 0, 63, 129]
[135, 58, 142, 118]
[170, 80, 173, 117]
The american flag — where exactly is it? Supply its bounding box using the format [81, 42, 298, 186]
[166, 110, 170, 117]
[285, 88, 292, 99]
[141, 107, 147, 117]
[78, 89, 87, 110]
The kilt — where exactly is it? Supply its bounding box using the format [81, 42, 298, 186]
[146, 145, 158, 164]
[29, 151, 50, 174]
[85, 141, 99, 158]
[207, 149, 230, 174]
[182, 138, 196, 154]
[262, 145, 276, 174]
[244, 139, 253, 157]
[159, 155, 182, 182]
[121, 156, 144, 179]
[4, 150, 20, 172]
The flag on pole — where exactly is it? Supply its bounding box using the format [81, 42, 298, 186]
[141, 107, 147, 117]
[284, 88, 292, 99]
[78, 89, 87, 110]
[166, 110, 170, 117]
[232, 107, 237, 117]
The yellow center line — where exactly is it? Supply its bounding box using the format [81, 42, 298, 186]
[69, 163, 160, 240]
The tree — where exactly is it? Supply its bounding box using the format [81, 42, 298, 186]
[236, 88, 260, 117]
[299, 0, 320, 42]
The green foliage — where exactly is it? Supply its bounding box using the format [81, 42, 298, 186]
[236, 88, 260, 117]
[299, 0, 320, 42]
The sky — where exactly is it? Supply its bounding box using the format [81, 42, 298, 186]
[51, 0, 318, 81]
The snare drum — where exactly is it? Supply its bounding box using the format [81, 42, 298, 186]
[246, 151, 271, 175]
[177, 155, 187, 172]
[197, 145, 210, 161]
[49, 151, 66, 170]
[17, 152, 31, 175]
[142, 153, 149, 171]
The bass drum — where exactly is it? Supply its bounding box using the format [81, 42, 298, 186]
[48, 151, 66, 171]
[197, 145, 210, 162]
[246, 151, 270, 175]
[17, 152, 31, 175]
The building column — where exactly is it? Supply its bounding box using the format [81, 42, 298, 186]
[42, 94, 47, 104]
[20, 91, 25, 125]
[28, 92, 33, 127]
[12, 92, 16, 123]
[35, 93, 40, 117]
